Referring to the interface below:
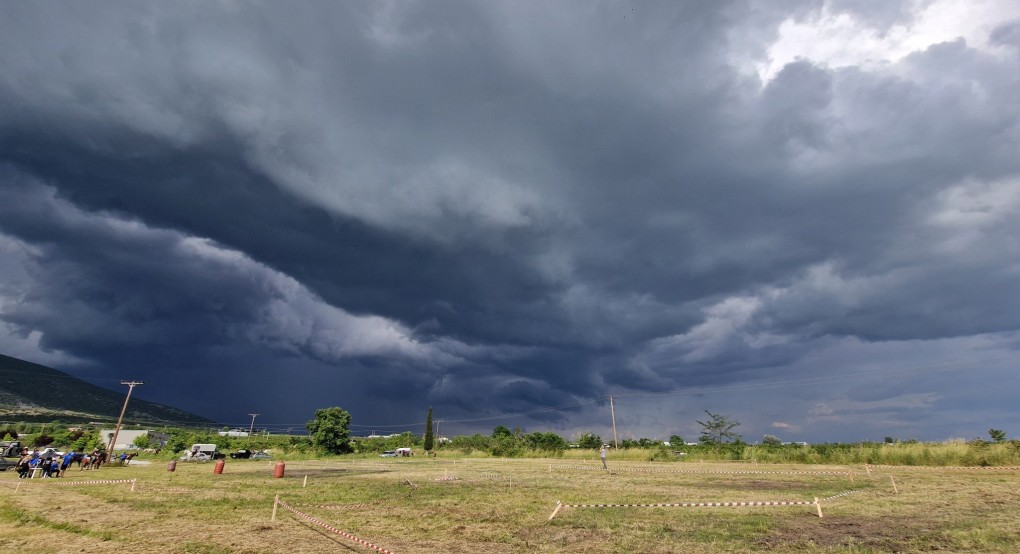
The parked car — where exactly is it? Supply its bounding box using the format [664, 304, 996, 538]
[380, 450, 397, 457]
[250, 451, 271, 460]
[0, 457, 15, 471]
[230, 449, 254, 459]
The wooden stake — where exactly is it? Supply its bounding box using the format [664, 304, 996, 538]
[548, 501, 563, 521]
[15, 482, 20, 493]
[131, 478, 137, 492]
[890, 476, 898, 494]
[271, 495, 279, 521]
[849, 472, 854, 485]
[814, 497, 823, 518]
[865, 465, 871, 476]
[303, 475, 308, 488]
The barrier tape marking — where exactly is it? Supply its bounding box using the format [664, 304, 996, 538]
[551, 489, 860, 520]
[559, 498, 819, 509]
[821, 490, 860, 502]
[558, 465, 862, 476]
[866, 464, 1019, 471]
[47, 479, 137, 486]
[293, 503, 368, 510]
[276, 498, 396, 554]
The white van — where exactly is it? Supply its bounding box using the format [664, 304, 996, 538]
[181, 443, 219, 461]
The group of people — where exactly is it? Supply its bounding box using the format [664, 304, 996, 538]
[13, 448, 108, 479]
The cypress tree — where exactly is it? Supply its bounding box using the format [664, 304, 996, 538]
[424, 407, 434, 452]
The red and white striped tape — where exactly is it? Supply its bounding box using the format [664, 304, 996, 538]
[559, 499, 817, 509]
[293, 503, 368, 510]
[48, 478, 137, 486]
[559, 465, 860, 476]
[821, 490, 859, 502]
[866, 464, 1019, 471]
[277, 498, 396, 554]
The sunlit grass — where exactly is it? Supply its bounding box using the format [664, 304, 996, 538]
[2, 455, 1017, 552]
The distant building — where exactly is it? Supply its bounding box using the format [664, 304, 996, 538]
[100, 429, 149, 450]
[217, 429, 249, 437]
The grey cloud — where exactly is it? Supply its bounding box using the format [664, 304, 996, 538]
[0, 2, 1018, 439]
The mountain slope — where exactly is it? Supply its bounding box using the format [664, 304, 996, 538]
[0, 353, 213, 425]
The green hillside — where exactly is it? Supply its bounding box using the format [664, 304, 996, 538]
[0, 353, 213, 425]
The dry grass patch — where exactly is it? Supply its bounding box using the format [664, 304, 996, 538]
[1, 458, 1017, 553]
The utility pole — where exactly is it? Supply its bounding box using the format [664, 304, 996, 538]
[107, 381, 143, 460]
[609, 395, 619, 449]
[247, 413, 260, 446]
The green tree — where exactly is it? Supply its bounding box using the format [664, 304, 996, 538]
[450, 433, 492, 454]
[492, 425, 513, 439]
[424, 407, 435, 452]
[164, 430, 194, 454]
[525, 432, 567, 452]
[696, 411, 741, 445]
[490, 433, 521, 457]
[306, 407, 353, 454]
[577, 432, 602, 449]
[762, 434, 782, 446]
[70, 431, 101, 453]
[668, 434, 685, 447]
[989, 429, 1007, 443]
[132, 433, 153, 449]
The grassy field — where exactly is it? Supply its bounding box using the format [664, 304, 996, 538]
[2, 455, 1018, 553]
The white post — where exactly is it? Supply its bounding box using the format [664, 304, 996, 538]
[890, 476, 899, 494]
[548, 501, 563, 521]
[272, 495, 279, 521]
[814, 497, 823, 518]
[303, 475, 308, 488]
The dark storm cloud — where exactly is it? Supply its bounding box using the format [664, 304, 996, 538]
[1, 1, 1019, 439]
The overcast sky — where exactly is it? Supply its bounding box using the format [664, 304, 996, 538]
[2, 1, 1019, 443]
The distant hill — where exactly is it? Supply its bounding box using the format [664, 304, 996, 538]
[0, 353, 214, 426]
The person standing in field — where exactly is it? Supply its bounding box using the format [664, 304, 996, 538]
[600, 444, 608, 469]
[60, 451, 74, 476]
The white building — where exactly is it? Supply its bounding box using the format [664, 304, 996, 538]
[100, 429, 149, 450]
[217, 429, 249, 437]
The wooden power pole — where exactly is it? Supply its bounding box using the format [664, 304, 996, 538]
[106, 380, 143, 458]
[609, 395, 619, 449]
[247, 413, 260, 446]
